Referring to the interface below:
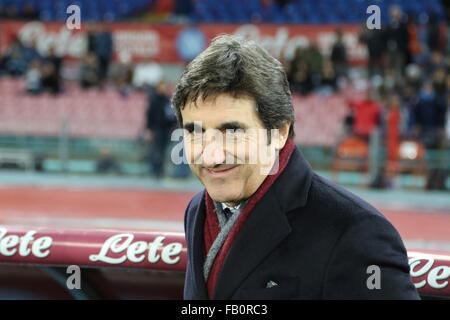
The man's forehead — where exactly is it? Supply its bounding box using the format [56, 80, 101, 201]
[184, 92, 256, 111]
[181, 93, 265, 131]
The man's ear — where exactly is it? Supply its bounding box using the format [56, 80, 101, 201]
[274, 121, 291, 150]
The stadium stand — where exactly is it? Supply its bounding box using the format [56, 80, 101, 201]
[0, 78, 146, 139]
[189, 0, 446, 24]
[0, 0, 155, 21]
[0, 0, 448, 187]
[0, 0, 446, 23]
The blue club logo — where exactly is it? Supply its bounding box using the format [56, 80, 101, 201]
[176, 28, 206, 61]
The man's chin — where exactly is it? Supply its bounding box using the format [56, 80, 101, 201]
[205, 188, 242, 204]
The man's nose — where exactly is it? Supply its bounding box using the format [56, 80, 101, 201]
[201, 140, 226, 168]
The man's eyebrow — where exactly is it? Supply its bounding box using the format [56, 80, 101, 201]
[217, 121, 248, 131]
[183, 121, 248, 132]
[183, 122, 204, 132]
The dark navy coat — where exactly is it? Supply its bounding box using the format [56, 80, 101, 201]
[183, 147, 420, 299]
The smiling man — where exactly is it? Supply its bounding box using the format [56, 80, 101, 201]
[171, 35, 419, 300]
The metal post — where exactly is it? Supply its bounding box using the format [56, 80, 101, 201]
[369, 128, 381, 186]
[59, 119, 70, 173]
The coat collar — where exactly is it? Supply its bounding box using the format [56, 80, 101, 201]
[190, 146, 313, 299]
[189, 196, 208, 299]
[272, 145, 313, 214]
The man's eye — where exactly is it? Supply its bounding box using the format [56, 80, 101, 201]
[185, 130, 202, 140]
[225, 130, 245, 141]
[225, 129, 241, 134]
[185, 128, 202, 135]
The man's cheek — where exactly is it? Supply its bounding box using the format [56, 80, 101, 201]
[186, 151, 202, 165]
[189, 165, 202, 177]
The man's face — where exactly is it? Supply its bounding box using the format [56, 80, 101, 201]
[181, 93, 288, 206]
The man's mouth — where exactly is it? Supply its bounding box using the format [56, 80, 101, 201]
[204, 165, 239, 178]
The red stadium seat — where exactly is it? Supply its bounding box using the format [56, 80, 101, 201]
[332, 135, 370, 183]
[0, 79, 147, 139]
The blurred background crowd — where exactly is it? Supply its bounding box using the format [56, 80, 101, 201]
[0, 0, 449, 190]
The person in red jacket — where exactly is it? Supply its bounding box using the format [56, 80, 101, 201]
[385, 94, 401, 181]
[348, 89, 381, 140]
[386, 94, 401, 162]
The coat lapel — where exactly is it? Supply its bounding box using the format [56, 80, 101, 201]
[212, 189, 292, 299]
[189, 191, 208, 299]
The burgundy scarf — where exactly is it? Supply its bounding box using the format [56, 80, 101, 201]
[203, 138, 296, 298]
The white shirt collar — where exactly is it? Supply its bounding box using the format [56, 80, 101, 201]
[221, 202, 243, 212]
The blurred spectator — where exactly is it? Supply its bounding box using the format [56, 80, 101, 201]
[2, 36, 42, 77]
[303, 42, 323, 87]
[5, 51, 27, 77]
[110, 51, 134, 97]
[4, 49, 27, 76]
[385, 94, 401, 162]
[44, 48, 63, 78]
[412, 81, 447, 149]
[22, 1, 38, 20]
[172, 0, 193, 22]
[275, 0, 291, 9]
[79, 52, 100, 89]
[446, 95, 450, 141]
[290, 61, 313, 96]
[421, 50, 447, 76]
[87, 24, 97, 53]
[41, 47, 63, 93]
[385, 5, 410, 76]
[373, 93, 403, 189]
[0, 56, 5, 75]
[97, 26, 114, 84]
[432, 67, 447, 98]
[400, 84, 419, 137]
[447, 72, 450, 98]
[96, 147, 121, 174]
[446, 23, 450, 55]
[288, 47, 304, 80]
[4, 3, 18, 19]
[88, 24, 114, 86]
[317, 59, 337, 95]
[41, 61, 60, 94]
[0, 3, 5, 19]
[330, 29, 348, 79]
[347, 89, 382, 140]
[22, 38, 41, 63]
[288, 45, 326, 95]
[342, 110, 355, 137]
[403, 63, 422, 92]
[145, 80, 177, 179]
[25, 59, 42, 95]
[426, 13, 442, 53]
[359, 27, 386, 77]
[1, 1, 38, 20]
[3, 37, 28, 76]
